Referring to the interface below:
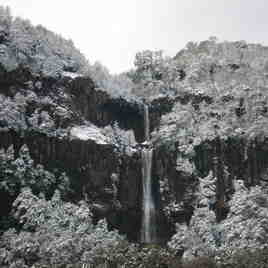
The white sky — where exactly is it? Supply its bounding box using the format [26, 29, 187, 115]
[1, 0, 268, 73]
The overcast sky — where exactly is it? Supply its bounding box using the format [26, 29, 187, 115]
[1, 0, 268, 73]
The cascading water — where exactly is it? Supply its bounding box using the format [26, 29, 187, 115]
[144, 104, 150, 141]
[141, 105, 157, 243]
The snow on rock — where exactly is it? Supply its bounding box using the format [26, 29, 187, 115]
[70, 125, 110, 145]
[62, 71, 83, 79]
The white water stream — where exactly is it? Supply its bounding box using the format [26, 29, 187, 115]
[140, 105, 156, 243]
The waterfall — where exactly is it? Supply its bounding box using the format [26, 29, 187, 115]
[141, 105, 156, 243]
[144, 105, 150, 141]
[141, 148, 156, 243]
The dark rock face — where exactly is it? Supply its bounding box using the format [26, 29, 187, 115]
[0, 66, 145, 141]
[150, 97, 175, 134]
[0, 129, 118, 205]
[194, 137, 268, 186]
[194, 137, 268, 219]
[0, 129, 143, 241]
[69, 77, 144, 142]
[117, 152, 142, 241]
[153, 145, 198, 243]
[0, 64, 34, 91]
[102, 97, 144, 142]
[0, 66, 145, 240]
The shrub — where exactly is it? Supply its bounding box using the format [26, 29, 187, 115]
[0, 188, 127, 267]
[183, 256, 217, 268]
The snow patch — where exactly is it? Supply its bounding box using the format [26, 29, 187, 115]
[70, 125, 110, 145]
[62, 71, 83, 79]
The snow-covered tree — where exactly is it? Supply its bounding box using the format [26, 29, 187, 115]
[220, 181, 268, 255]
[169, 180, 268, 262]
[0, 7, 91, 77]
[0, 6, 12, 38]
[10, 17, 39, 63]
[134, 50, 164, 82]
[0, 188, 127, 267]
[89, 61, 134, 97]
[102, 121, 137, 154]
[198, 171, 217, 208]
[168, 206, 220, 260]
[0, 93, 27, 131]
[0, 145, 70, 197]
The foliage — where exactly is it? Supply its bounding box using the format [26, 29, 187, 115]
[0, 89, 72, 136]
[130, 38, 268, 100]
[0, 93, 28, 132]
[220, 181, 268, 255]
[0, 7, 88, 76]
[182, 256, 217, 268]
[102, 121, 137, 154]
[169, 181, 268, 263]
[0, 144, 70, 197]
[89, 61, 134, 98]
[131, 50, 179, 98]
[168, 207, 220, 259]
[113, 244, 180, 268]
[145, 38, 268, 150]
[220, 248, 268, 268]
[198, 171, 217, 207]
[0, 188, 127, 267]
[153, 86, 268, 148]
[0, 6, 135, 100]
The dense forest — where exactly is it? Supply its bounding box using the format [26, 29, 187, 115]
[1, 5, 268, 268]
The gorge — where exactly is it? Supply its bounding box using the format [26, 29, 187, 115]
[1, 6, 268, 266]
